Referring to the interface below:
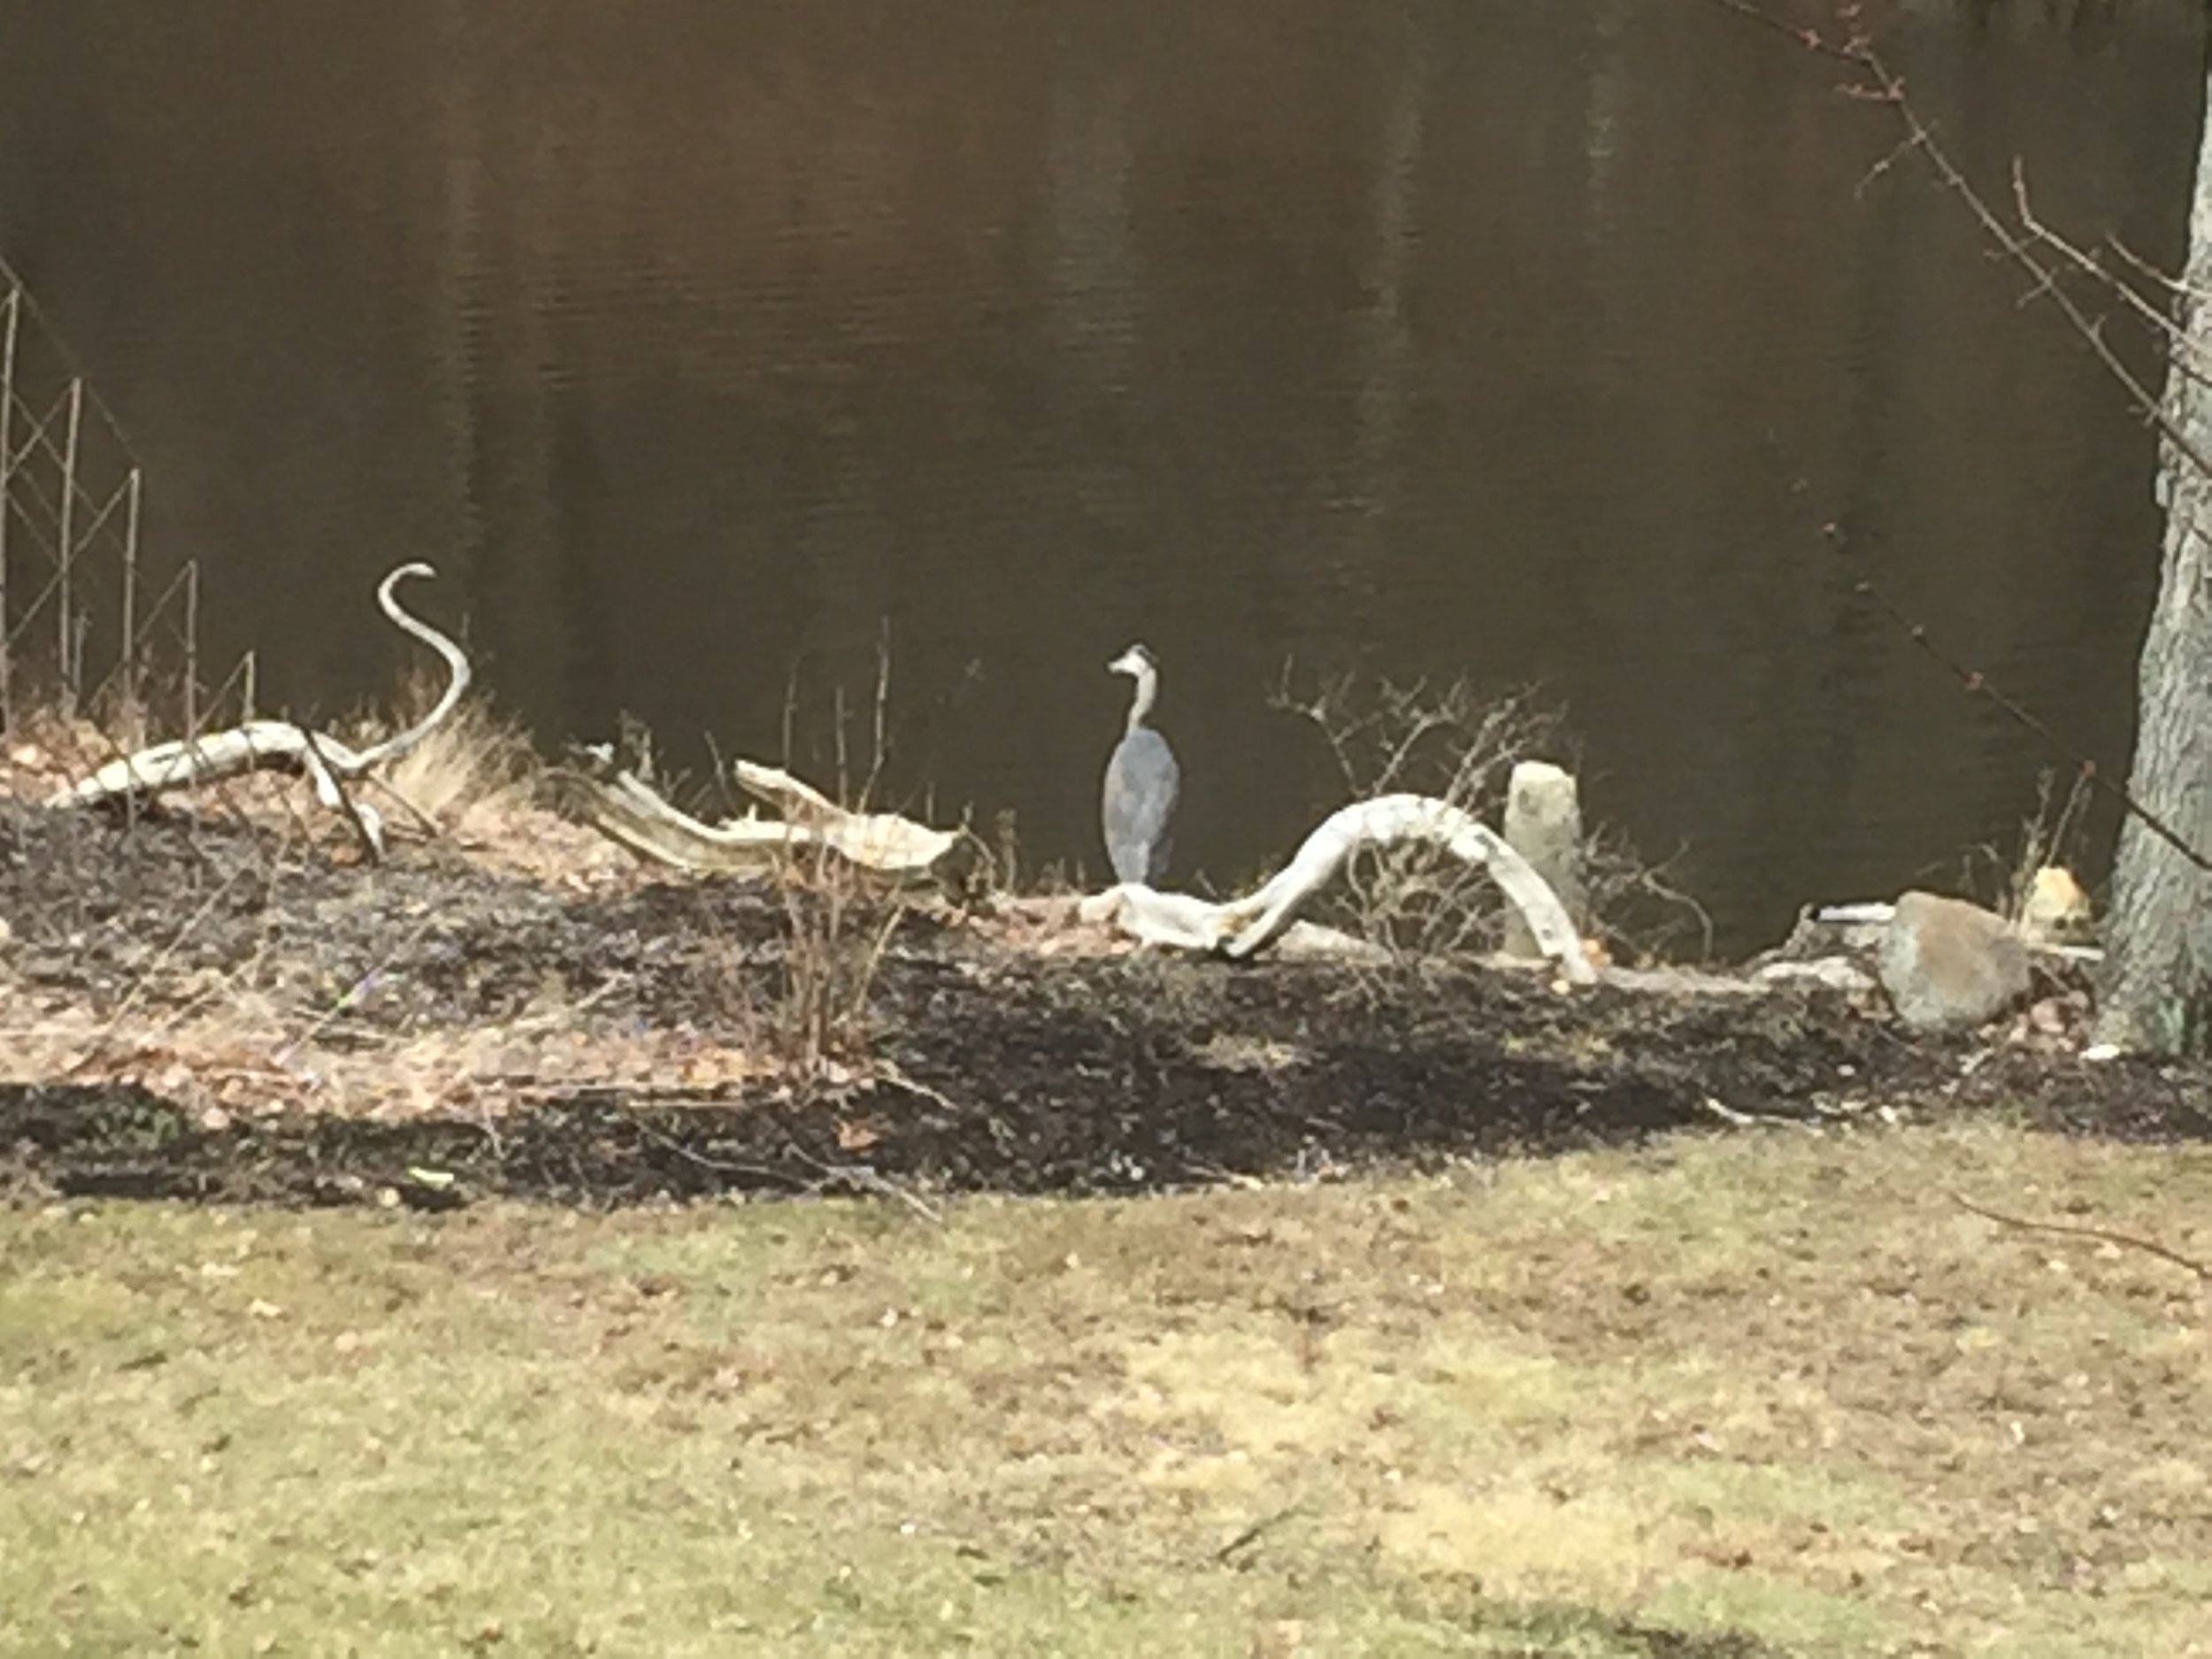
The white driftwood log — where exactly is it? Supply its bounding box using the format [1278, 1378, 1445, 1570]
[562, 748, 986, 893]
[45, 564, 469, 858]
[1081, 793, 1600, 983]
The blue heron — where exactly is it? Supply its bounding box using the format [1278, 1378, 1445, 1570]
[1102, 643, 1180, 887]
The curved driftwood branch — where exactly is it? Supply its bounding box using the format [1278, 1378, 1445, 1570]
[346, 563, 472, 769]
[557, 746, 987, 896]
[1083, 793, 1600, 983]
[45, 564, 470, 860]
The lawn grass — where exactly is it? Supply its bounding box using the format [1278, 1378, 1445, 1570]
[4, 1122, 2209, 1656]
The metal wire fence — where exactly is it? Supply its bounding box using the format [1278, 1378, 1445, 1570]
[1, 257, 201, 728]
[0, 254, 278, 836]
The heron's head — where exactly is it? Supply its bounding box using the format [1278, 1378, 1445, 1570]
[1107, 643, 1156, 680]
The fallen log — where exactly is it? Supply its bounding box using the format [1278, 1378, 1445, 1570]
[44, 564, 468, 859]
[1082, 793, 1600, 983]
[557, 745, 988, 896]
[566, 758, 1589, 979]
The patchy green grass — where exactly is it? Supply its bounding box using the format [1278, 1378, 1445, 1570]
[4, 1123, 2210, 1656]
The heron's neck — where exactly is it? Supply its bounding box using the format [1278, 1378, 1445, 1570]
[1125, 669, 1157, 733]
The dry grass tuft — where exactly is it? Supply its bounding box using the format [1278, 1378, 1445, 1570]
[354, 671, 536, 837]
[338, 674, 634, 884]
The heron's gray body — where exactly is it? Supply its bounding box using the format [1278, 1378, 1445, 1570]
[1102, 643, 1180, 887]
[1103, 725, 1179, 885]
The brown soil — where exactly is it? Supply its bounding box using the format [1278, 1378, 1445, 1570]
[3, 797, 2208, 1210]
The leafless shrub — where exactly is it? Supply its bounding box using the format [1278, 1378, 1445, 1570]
[1269, 666, 1560, 957]
[1583, 824, 1715, 966]
[1270, 665, 1709, 963]
[759, 635, 911, 1082]
[767, 840, 908, 1082]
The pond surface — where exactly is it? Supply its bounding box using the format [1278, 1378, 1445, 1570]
[1, 0, 2202, 951]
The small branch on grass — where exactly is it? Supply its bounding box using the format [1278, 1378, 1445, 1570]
[1696, 1096, 1809, 1131]
[1213, 1505, 1305, 1566]
[787, 1142, 945, 1225]
[628, 1120, 809, 1188]
[1951, 1191, 2211, 1282]
[614, 1118, 945, 1223]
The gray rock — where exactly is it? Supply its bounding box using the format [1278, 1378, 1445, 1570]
[1877, 891, 2031, 1034]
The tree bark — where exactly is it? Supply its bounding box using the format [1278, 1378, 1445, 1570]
[2098, 67, 2212, 1055]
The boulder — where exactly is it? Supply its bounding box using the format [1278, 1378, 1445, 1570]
[1877, 891, 2031, 1034]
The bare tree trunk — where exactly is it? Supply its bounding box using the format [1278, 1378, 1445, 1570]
[2098, 68, 2212, 1055]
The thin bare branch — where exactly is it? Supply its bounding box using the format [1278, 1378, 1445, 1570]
[1710, 0, 2212, 874]
[1702, 0, 2212, 485]
[1854, 578, 2212, 872]
[1953, 1191, 2211, 1282]
[2108, 232, 2212, 307]
[2011, 165, 2212, 393]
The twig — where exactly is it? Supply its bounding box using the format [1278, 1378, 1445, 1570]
[1695, 1095, 1817, 1130]
[787, 1142, 945, 1225]
[361, 772, 444, 840]
[1181, 1160, 1271, 1191]
[299, 726, 382, 863]
[1214, 1504, 1304, 1565]
[1853, 579, 2212, 872]
[2108, 233, 2212, 309]
[1700, 0, 1863, 65]
[865, 1061, 964, 1117]
[2011, 165, 2212, 394]
[620, 1118, 944, 1223]
[626, 1119, 804, 1187]
[1951, 1190, 2211, 1281]
[1699, 1096, 1759, 1127]
[1702, 0, 2212, 488]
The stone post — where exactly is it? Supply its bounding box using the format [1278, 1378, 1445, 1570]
[1502, 761, 1586, 958]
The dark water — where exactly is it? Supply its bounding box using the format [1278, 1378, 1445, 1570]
[1, 1, 2203, 952]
